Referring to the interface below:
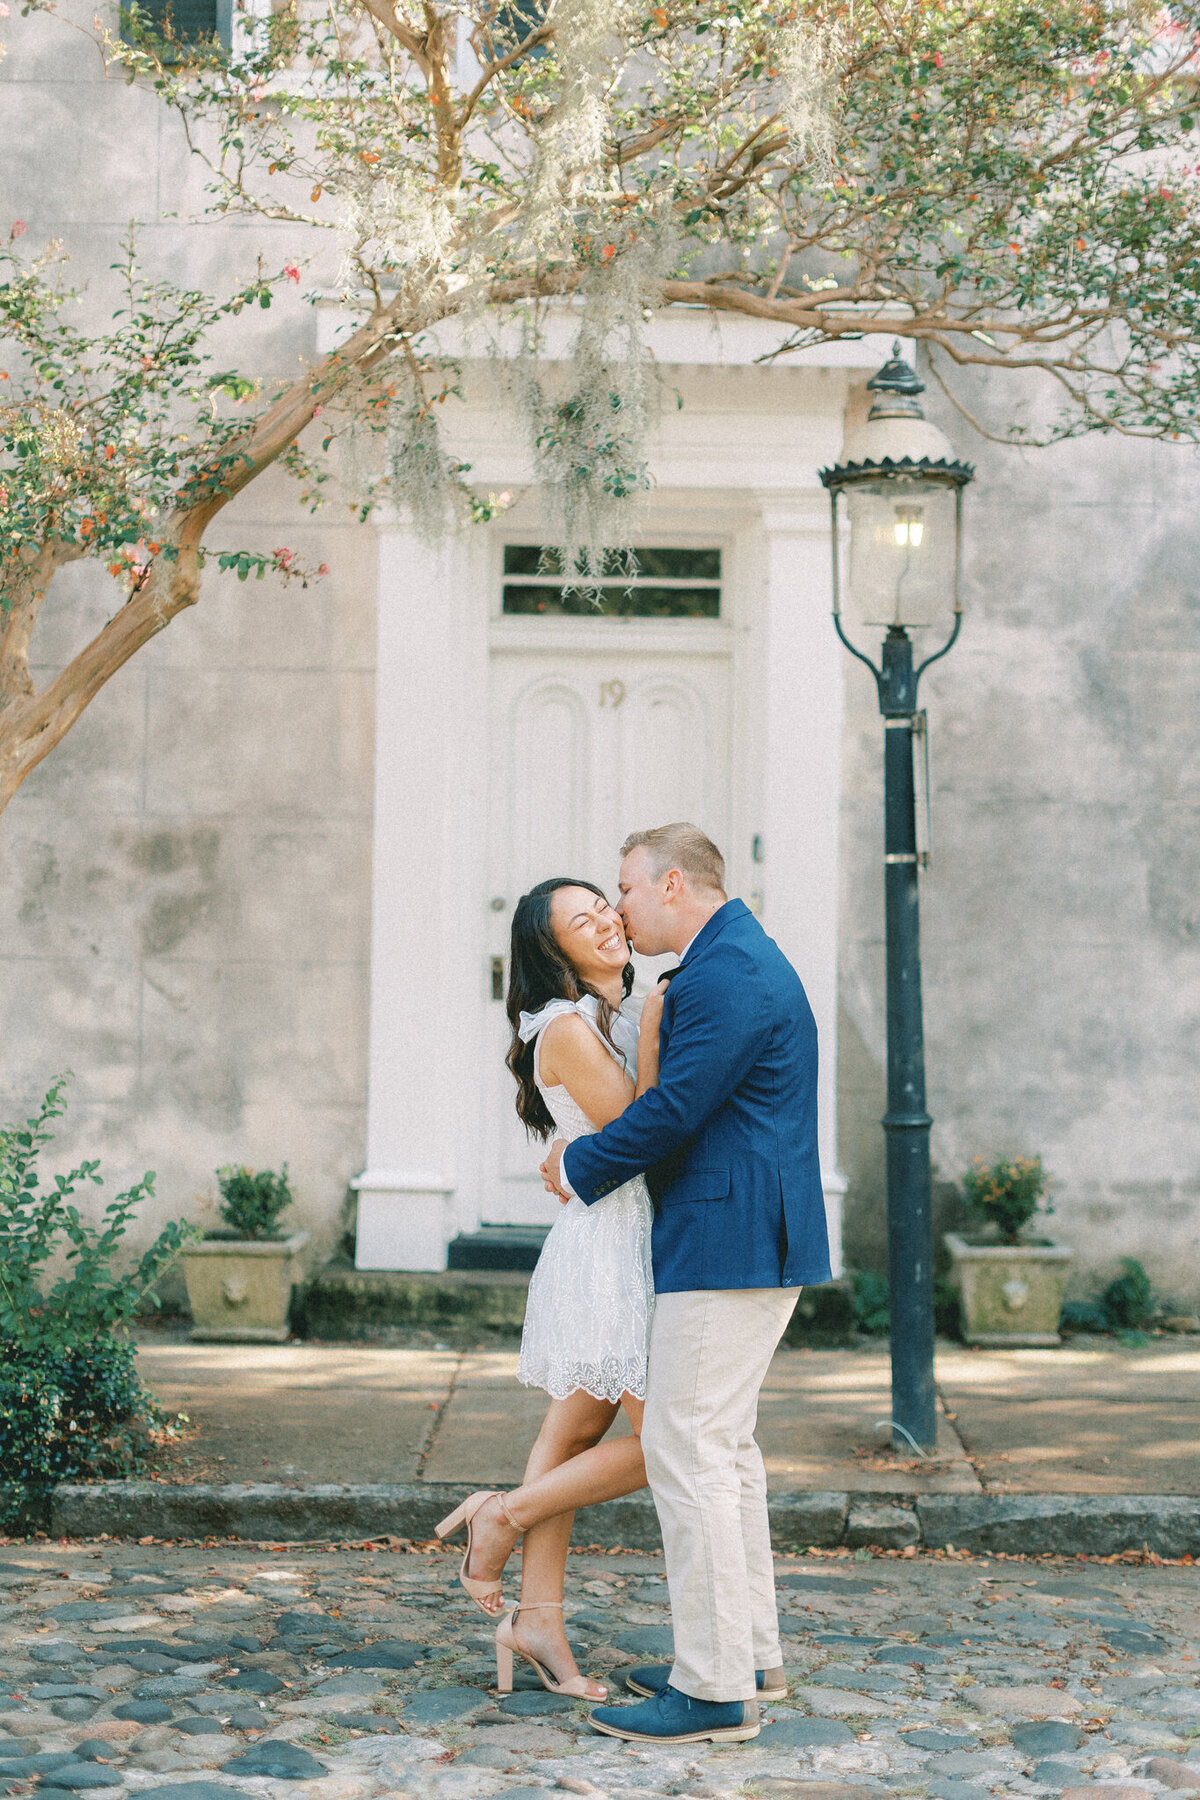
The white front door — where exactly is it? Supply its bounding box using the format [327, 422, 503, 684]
[481, 611, 734, 1227]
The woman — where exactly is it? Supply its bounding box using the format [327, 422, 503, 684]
[436, 877, 662, 1701]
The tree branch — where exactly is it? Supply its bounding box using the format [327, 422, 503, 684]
[460, 21, 556, 128]
[0, 549, 202, 812]
[0, 263, 582, 815]
[0, 543, 78, 714]
[357, 0, 429, 69]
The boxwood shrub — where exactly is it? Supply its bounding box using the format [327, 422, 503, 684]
[0, 1076, 199, 1526]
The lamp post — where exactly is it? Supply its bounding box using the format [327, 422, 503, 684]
[820, 344, 974, 1454]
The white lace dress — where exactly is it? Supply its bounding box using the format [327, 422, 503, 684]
[516, 996, 655, 1402]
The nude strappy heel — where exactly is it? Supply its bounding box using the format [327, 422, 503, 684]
[434, 1490, 521, 1617]
[495, 1601, 607, 1700]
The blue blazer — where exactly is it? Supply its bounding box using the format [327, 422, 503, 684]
[562, 899, 831, 1293]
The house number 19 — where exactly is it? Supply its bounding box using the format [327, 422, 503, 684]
[599, 679, 626, 709]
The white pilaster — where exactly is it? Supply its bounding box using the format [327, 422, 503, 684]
[756, 492, 848, 1276]
[353, 526, 487, 1270]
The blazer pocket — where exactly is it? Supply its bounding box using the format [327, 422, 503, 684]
[660, 1169, 731, 1206]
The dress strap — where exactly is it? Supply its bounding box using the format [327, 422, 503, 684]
[530, 996, 631, 1094]
[518, 997, 582, 1043]
[571, 998, 625, 1062]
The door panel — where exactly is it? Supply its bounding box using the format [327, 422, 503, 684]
[482, 643, 732, 1226]
[618, 678, 709, 830]
[509, 682, 590, 881]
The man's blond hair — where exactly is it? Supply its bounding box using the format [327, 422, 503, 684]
[620, 823, 726, 894]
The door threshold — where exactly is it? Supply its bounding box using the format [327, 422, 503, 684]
[448, 1225, 551, 1272]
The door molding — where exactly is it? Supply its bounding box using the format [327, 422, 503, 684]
[352, 526, 491, 1270]
[753, 490, 849, 1272]
[357, 478, 848, 1271]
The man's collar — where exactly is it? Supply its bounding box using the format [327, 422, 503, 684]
[678, 928, 701, 965]
[677, 897, 748, 966]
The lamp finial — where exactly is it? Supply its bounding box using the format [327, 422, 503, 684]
[866, 344, 925, 420]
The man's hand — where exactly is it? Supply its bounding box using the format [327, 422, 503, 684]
[540, 1137, 571, 1203]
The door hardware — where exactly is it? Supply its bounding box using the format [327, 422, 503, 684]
[490, 956, 505, 1000]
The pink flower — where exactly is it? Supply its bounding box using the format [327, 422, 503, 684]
[0, 6, 11, 18]
[283, 262, 300, 283]
[10, 221, 26, 241]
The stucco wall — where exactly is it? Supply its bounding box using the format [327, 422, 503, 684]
[0, 7, 373, 1276]
[838, 407, 1200, 1302]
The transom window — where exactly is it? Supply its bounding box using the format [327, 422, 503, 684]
[121, 0, 231, 51]
[501, 546, 721, 619]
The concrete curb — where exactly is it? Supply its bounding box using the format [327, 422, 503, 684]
[916, 1493, 1200, 1557]
[27, 1483, 1200, 1556]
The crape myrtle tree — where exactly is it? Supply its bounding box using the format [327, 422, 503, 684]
[3, 0, 1200, 815]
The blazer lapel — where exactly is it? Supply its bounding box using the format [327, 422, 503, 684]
[643, 901, 748, 1207]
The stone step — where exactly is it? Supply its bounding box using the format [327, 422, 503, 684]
[301, 1262, 531, 1338]
[300, 1258, 855, 1343]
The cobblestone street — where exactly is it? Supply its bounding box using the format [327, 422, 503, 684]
[3, 1540, 1200, 1800]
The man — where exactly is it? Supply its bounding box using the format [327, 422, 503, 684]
[541, 822, 831, 1746]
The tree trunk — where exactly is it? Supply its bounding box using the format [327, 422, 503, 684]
[0, 293, 406, 819]
[0, 545, 204, 817]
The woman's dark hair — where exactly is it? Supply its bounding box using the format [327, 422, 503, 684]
[505, 877, 635, 1140]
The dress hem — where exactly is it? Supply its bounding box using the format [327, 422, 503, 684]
[517, 1372, 647, 1404]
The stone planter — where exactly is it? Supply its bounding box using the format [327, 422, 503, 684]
[182, 1231, 310, 1342]
[944, 1231, 1073, 1346]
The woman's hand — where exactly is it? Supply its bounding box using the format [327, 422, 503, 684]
[639, 976, 670, 1032]
[635, 977, 669, 1098]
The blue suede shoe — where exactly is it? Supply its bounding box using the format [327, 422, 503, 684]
[626, 1662, 787, 1702]
[589, 1683, 759, 1744]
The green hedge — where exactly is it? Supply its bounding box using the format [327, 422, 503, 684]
[0, 1334, 167, 1486]
[0, 1076, 199, 1526]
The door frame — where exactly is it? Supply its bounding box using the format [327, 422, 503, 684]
[353, 370, 860, 1270]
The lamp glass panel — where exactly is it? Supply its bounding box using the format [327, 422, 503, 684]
[844, 480, 957, 628]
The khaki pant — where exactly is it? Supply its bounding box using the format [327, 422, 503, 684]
[642, 1285, 799, 1702]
